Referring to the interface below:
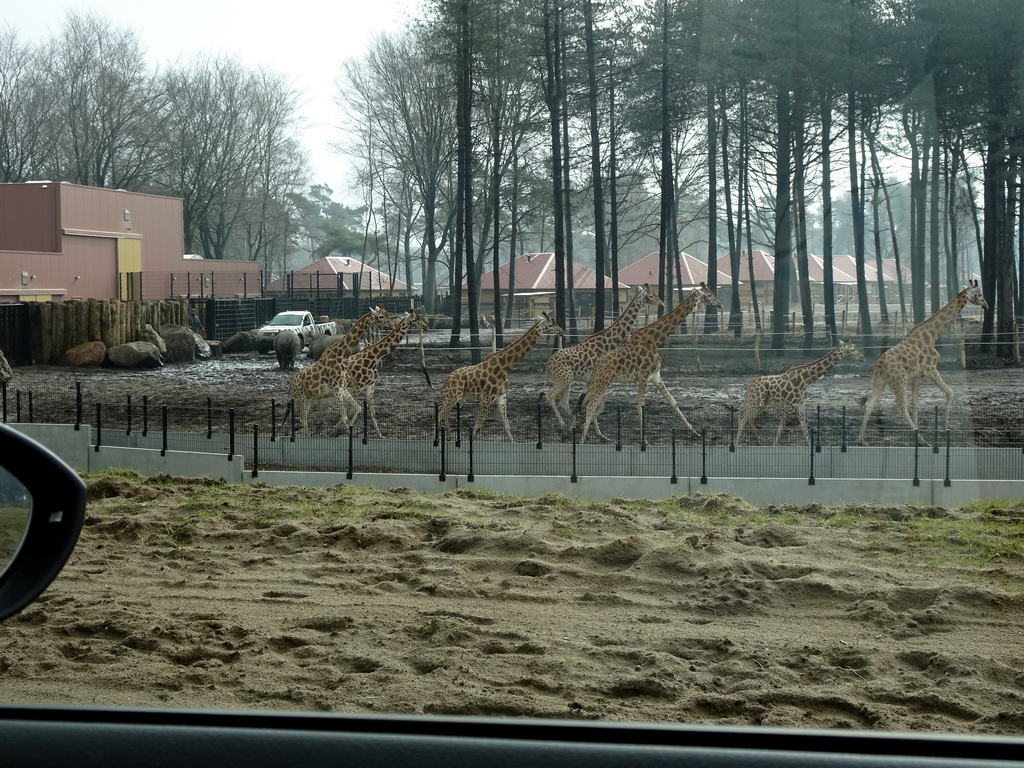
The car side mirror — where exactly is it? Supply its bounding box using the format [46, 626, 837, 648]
[0, 424, 86, 621]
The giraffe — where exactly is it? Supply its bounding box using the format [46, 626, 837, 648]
[544, 284, 663, 430]
[283, 306, 395, 434]
[439, 312, 564, 442]
[859, 280, 987, 443]
[576, 283, 722, 443]
[335, 308, 431, 438]
[735, 338, 865, 446]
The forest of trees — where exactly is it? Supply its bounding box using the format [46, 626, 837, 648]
[1, 2, 1022, 358]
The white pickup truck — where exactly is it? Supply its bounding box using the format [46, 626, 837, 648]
[254, 311, 338, 354]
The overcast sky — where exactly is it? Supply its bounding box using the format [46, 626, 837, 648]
[4, 0, 416, 204]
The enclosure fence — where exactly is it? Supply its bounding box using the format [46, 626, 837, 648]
[3, 380, 1022, 487]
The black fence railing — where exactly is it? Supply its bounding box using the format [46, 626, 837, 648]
[3, 380, 1023, 484]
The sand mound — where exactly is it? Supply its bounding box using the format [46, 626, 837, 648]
[2, 471, 1023, 734]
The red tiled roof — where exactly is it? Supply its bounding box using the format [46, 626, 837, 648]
[619, 252, 732, 286]
[470, 253, 627, 291]
[265, 256, 408, 292]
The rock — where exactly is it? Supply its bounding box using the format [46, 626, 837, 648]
[159, 324, 201, 363]
[192, 331, 212, 360]
[106, 341, 163, 369]
[60, 341, 107, 367]
[207, 340, 223, 357]
[0, 349, 11, 382]
[138, 323, 167, 356]
[222, 331, 258, 353]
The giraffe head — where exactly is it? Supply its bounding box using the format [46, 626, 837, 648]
[963, 279, 988, 311]
[537, 311, 565, 339]
[837, 338, 866, 363]
[370, 306, 398, 332]
[694, 282, 723, 310]
[638, 283, 664, 310]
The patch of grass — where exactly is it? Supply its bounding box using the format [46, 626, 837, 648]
[896, 515, 1024, 568]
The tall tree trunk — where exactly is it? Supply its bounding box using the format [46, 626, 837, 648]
[608, 71, 621, 316]
[705, 85, 719, 333]
[771, 85, 793, 352]
[721, 92, 741, 337]
[848, 92, 871, 338]
[543, 0, 567, 333]
[929, 124, 942, 313]
[741, 88, 761, 331]
[821, 88, 837, 343]
[584, 0, 607, 332]
[793, 85, 813, 351]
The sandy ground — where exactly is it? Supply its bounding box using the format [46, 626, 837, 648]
[2, 473, 1023, 733]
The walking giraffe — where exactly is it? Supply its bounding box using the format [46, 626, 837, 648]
[735, 338, 865, 446]
[440, 312, 564, 442]
[544, 284, 663, 430]
[576, 283, 722, 443]
[859, 280, 987, 443]
[283, 306, 396, 434]
[337, 308, 430, 438]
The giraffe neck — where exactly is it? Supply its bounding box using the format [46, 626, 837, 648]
[908, 289, 969, 344]
[629, 292, 701, 349]
[602, 291, 650, 344]
[358, 322, 411, 365]
[335, 311, 377, 358]
[788, 346, 846, 387]
[489, 321, 544, 370]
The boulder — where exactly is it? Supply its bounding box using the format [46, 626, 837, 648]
[0, 349, 12, 382]
[60, 341, 107, 367]
[222, 330, 258, 353]
[138, 323, 167, 356]
[193, 331, 212, 360]
[159, 324, 200, 363]
[106, 341, 163, 369]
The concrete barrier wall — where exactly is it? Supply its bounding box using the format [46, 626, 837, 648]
[10, 423, 1024, 506]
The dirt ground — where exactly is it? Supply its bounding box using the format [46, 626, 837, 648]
[1, 473, 1023, 734]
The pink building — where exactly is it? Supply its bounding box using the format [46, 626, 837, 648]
[0, 182, 260, 302]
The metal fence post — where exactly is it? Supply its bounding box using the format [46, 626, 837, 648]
[912, 430, 920, 487]
[841, 405, 847, 453]
[161, 405, 168, 456]
[468, 428, 474, 482]
[536, 395, 543, 450]
[251, 424, 259, 478]
[439, 426, 447, 481]
[616, 404, 622, 452]
[228, 409, 235, 461]
[207, 397, 214, 440]
[271, 400, 278, 442]
[455, 403, 462, 448]
[75, 381, 82, 430]
[347, 424, 354, 479]
[727, 404, 736, 452]
[433, 402, 440, 447]
[933, 406, 940, 454]
[700, 428, 708, 484]
[671, 429, 678, 484]
[808, 429, 816, 485]
[126, 395, 132, 436]
[944, 428, 952, 487]
[94, 403, 102, 451]
[362, 401, 369, 445]
[142, 395, 149, 437]
[815, 406, 821, 453]
[571, 424, 578, 483]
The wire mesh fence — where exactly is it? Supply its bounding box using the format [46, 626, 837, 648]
[3, 379, 1023, 485]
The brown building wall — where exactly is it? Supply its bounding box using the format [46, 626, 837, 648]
[0, 183, 60, 252]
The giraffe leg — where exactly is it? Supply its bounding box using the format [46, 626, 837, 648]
[772, 407, 791, 446]
[365, 386, 384, 438]
[794, 406, 811, 446]
[650, 371, 696, 435]
[471, 397, 492, 437]
[579, 388, 610, 443]
[735, 401, 761, 445]
[545, 374, 569, 428]
[495, 393, 514, 442]
[926, 368, 954, 431]
[858, 374, 887, 443]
